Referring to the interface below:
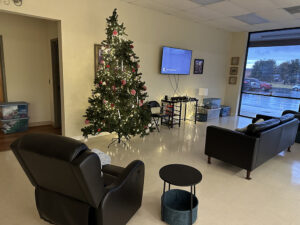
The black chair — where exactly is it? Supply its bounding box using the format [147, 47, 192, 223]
[148, 101, 169, 132]
[10, 133, 145, 225]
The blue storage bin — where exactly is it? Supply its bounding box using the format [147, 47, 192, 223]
[220, 105, 231, 117]
[203, 98, 221, 109]
[1, 117, 29, 134]
[0, 102, 28, 120]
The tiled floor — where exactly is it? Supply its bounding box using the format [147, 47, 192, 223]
[1, 116, 300, 225]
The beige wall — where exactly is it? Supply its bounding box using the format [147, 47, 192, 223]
[0, 0, 239, 137]
[0, 12, 58, 126]
[224, 32, 248, 115]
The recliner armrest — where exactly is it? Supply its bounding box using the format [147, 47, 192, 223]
[99, 160, 145, 225]
[102, 164, 125, 177]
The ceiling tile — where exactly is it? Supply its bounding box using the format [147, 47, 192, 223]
[154, 0, 201, 11]
[120, 0, 137, 2]
[203, 20, 245, 32]
[191, 0, 225, 6]
[230, 0, 279, 12]
[130, 0, 179, 15]
[186, 6, 226, 20]
[256, 9, 294, 22]
[205, 1, 249, 16]
[278, 18, 300, 27]
[271, 0, 300, 8]
[176, 10, 209, 22]
[249, 22, 285, 32]
[213, 17, 252, 30]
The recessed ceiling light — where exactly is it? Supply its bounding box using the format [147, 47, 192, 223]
[284, 5, 300, 14]
[234, 13, 269, 25]
[191, 0, 225, 6]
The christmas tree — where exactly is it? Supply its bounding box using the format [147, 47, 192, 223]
[82, 9, 151, 142]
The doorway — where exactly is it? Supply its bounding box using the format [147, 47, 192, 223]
[50, 38, 62, 129]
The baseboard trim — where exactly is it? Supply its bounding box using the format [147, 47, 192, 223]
[28, 121, 52, 127]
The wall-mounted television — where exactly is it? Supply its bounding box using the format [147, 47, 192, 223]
[161, 46, 192, 75]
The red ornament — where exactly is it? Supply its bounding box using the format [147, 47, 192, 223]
[113, 30, 118, 36]
[132, 68, 136, 73]
[97, 128, 101, 132]
[85, 119, 90, 124]
[106, 65, 110, 68]
[99, 81, 103, 85]
[143, 85, 147, 91]
[111, 103, 115, 108]
[103, 99, 107, 104]
[130, 45, 134, 49]
[130, 89, 136, 96]
[121, 80, 126, 86]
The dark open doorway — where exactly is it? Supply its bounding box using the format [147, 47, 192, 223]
[50, 38, 62, 129]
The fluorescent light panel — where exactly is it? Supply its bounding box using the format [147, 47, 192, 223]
[191, 0, 225, 6]
[234, 13, 269, 25]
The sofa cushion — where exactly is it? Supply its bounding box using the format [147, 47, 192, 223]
[235, 118, 264, 133]
[246, 118, 280, 136]
[279, 113, 295, 123]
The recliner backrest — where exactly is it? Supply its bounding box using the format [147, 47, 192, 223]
[10, 133, 105, 208]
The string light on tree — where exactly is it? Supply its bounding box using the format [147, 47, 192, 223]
[82, 9, 151, 143]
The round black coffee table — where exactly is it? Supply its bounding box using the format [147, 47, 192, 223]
[159, 164, 202, 225]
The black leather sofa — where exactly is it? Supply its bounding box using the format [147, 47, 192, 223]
[205, 114, 298, 179]
[254, 110, 300, 143]
[10, 133, 145, 225]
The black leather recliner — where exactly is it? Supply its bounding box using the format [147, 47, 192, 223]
[10, 133, 145, 225]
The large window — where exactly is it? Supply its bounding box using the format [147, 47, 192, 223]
[239, 29, 300, 118]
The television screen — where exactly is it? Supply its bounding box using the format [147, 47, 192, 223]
[161, 47, 192, 75]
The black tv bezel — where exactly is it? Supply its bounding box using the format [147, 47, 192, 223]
[160, 46, 193, 75]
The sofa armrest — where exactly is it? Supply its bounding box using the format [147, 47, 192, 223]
[205, 126, 258, 171]
[282, 110, 300, 120]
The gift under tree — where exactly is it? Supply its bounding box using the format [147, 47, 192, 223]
[82, 9, 151, 143]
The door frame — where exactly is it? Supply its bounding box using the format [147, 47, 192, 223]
[0, 36, 8, 102]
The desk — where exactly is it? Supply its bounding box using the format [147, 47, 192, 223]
[161, 98, 198, 128]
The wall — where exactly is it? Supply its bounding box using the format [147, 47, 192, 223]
[224, 32, 248, 115]
[0, 12, 58, 126]
[0, 0, 234, 137]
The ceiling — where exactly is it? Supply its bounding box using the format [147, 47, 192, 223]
[120, 0, 300, 32]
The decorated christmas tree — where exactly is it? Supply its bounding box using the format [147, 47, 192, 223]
[82, 9, 151, 143]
